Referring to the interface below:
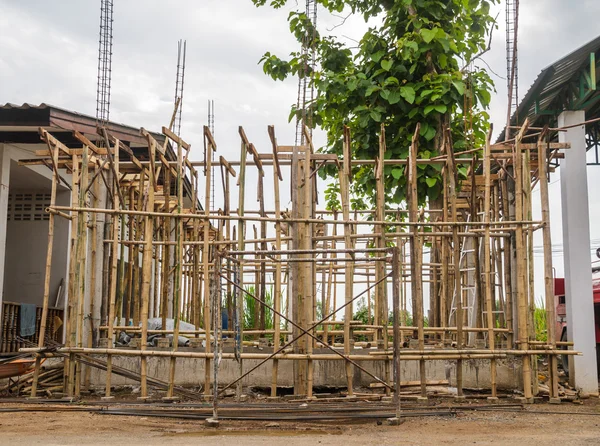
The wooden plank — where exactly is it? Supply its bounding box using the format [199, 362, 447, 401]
[219, 156, 236, 178]
[162, 126, 191, 150]
[268, 125, 283, 181]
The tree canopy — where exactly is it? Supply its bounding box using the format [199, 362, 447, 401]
[252, 0, 498, 210]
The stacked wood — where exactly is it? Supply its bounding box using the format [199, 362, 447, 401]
[0, 363, 64, 397]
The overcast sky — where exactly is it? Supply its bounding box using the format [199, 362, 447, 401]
[1, 0, 600, 305]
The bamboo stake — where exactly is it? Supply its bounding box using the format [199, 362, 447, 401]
[514, 120, 533, 402]
[537, 129, 559, 400]
[269, 126, 283, 398]
[203, 126, 215, 398]
[30, 131, 59, 397]
[104, 137, 121, 400]
[483, 127, 498, 399]
[139, 137, 156, 399]
[236, 128, 248, 398]
[341, 126, 354, 396]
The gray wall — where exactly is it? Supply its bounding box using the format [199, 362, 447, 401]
[2, 189, 70, 307]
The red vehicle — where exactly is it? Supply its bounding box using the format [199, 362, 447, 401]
[555, 267, 600, 371]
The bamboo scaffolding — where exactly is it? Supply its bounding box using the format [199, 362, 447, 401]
[24, 117, 567, 409]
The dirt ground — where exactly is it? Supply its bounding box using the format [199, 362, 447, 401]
[1, 399, 600, 446]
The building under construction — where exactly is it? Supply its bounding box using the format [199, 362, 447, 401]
[1, 1, 600, 427]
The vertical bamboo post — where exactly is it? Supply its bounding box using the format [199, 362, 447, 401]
[390, 246, 402, 423]
[167, 135, 184, 399]
[85, 165, 101, 390]
[408, 125, 426, 399]
[303, 128, 314, 399]
[269, 126, 283, 397]
[483, 127, 498, 399]
[75, 142, 90, 397]
[139, 136, 157, 399]
[537, 129, 559, 401]
[341, 126, 354, 396]
[203, 126, 215, 398]
[501, 177, 514, 346]
[236, 128, 248, 398]
[375, 124, 386, 348]
[446, 128, 463, 397]
[514, 120, 533, 402]
[210, 253, 221, 424]
[30, 131, 59, 398]
[104, 137, 121, 400]
[66, 153, 80, 397]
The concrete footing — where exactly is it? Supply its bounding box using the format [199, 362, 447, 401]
[387, 417, 402, 426]
[205, 418, 220, 427]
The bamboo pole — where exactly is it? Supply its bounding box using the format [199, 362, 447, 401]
[236, 128, 248, 398]
[104, 137, 121, 400]
[537, 129, 559, 401]
[341, 126, 354, 396]
[483, 127, 498, 399]
[30, 132, 59, 398]
[139, 136, 157, 399]
[66, 152, 80, 397]
[203, 126, 215, 398]
[514, 120, 533, 402]
[166, 133, 184, 399]
[269, 126, 283, 398]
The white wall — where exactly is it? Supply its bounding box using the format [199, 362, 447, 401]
[0, 142, 71, 310]
[2, 189, 70, 307]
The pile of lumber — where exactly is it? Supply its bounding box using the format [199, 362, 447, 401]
[0, 363, 63, 397]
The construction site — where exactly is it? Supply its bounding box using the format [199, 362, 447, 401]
[1, 0, 600, 444]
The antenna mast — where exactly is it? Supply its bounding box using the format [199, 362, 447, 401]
[505, 0, 519, 141]
[174, 39, 187, 137]
[96, 0, 114, 124]
[294, 0, 318, 148]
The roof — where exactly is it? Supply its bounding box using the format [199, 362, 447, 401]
[498, 35, 600, 142]
[0, 102, 199, 207]
[0, 102, 164, 148]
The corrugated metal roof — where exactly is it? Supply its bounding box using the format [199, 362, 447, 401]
[498, 35, 600, 142]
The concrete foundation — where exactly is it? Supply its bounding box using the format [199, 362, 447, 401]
[86, 347, 523, 391]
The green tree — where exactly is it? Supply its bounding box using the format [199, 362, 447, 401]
[252, 0, 497, 207]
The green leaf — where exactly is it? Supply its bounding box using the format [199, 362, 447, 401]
[399, 86, 415, 104]
[370, 110, 382, 122]
[425, 177, 437, 187]
[371, 50, 385, 63]
[424, 105, 435, 115]
[452, 80, 465, 95]
[423, 126, 436, 141]
[381, 59, 393, 71]
[434, 104, 447, 113]
[391, 168, 403, 180]
[365, 85, 380, 97]
[387, 91, 401, 105]
[408, 108, 419, 119]
[421, 27, 438, 44]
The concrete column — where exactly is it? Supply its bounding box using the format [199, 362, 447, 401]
[0, 144, 10, 314]
[559, 110, 599, 394]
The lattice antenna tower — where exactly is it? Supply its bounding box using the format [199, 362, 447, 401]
[208, 100, 215, 214]
[96, 0, 114, 125]
[505, 0, 519, 141]
[174, 39, 187, 137]
[294, 0, 318, 148]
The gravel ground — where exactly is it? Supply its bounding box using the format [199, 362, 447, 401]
[1, 398, 600, 445]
